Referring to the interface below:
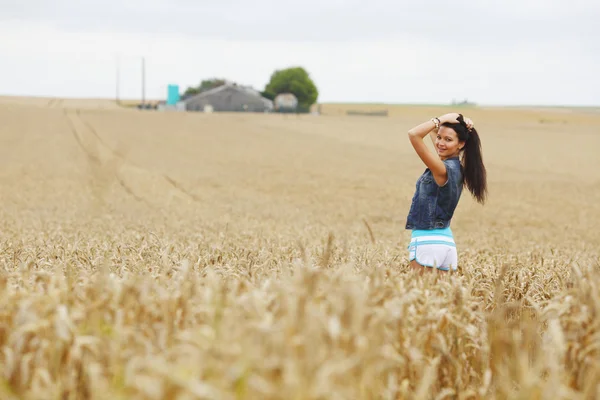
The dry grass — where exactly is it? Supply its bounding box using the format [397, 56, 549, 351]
[0, 97, 599, 399]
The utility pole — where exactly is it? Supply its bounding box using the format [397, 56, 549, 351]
[116, 54, 121, 105]
[141, 56, 146, 106]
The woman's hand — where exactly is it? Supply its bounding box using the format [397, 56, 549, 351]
[438, 113, 460, 124]
[439, 113, 475, 131]
[464, 117, 474, 131]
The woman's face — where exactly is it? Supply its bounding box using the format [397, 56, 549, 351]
[435, 126, 464, 159]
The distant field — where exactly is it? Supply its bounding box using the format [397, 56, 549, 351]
[318, 101, 600, 118]
[0, 96, 599, 399]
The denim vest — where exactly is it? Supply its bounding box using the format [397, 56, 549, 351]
[405, 157, 463, 230]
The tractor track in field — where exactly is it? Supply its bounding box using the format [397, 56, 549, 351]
[63, 109, 102, 166]
[64, 108, 150, 206]
[74, 109, 202, 203]
[64, 109, 202, 205]
[47, 98, 63, 108]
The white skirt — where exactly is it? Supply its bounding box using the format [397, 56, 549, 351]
[408, 228, 458, 271]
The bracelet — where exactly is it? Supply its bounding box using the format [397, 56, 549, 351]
[431, 117, 440, 129]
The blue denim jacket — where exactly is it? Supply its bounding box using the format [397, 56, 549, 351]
[405, 157, 463, 230]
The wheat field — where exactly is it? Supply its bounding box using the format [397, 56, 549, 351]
[0, 96, 599, 399]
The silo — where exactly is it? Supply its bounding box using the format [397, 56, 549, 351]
[167, 85, 180, 105]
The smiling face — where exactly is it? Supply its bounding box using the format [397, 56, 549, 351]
[435, 126, 464, 160]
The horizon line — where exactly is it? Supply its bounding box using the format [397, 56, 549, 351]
[1, 94, 598, 109]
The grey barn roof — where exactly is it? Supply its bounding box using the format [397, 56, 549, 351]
[184, 84, 273, 112]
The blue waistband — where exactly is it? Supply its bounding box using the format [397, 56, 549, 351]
[411, 227, 454, 239]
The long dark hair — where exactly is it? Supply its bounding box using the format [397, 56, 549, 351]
[441, 114, 487, 204]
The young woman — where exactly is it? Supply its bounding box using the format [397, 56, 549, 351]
[406, 113, 487, 272]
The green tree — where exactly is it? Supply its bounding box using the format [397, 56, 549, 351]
[263, 67, 318, 113]
[184, 78, 227, 97]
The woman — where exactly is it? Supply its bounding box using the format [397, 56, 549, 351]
[406, 113, 487, 272]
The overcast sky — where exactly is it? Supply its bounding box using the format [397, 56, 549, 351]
[1, 0, 599, 106]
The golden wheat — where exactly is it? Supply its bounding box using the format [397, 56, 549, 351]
[0, 97, 599, 399]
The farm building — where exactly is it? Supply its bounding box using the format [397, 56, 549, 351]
[184, 84, 273, 113]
